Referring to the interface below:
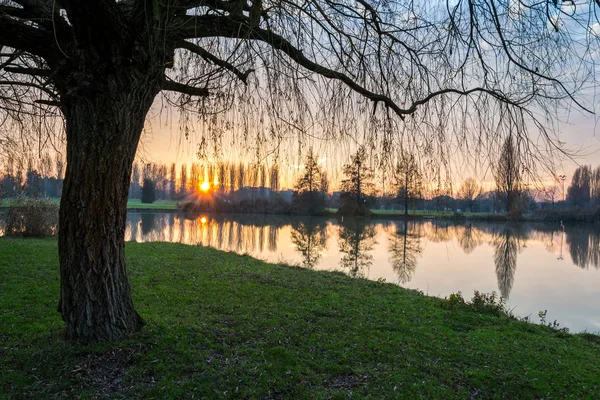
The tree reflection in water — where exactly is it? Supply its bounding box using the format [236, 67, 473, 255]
[566, 228, 600, 270]
[388, 221, 422, 284]
[337, 218, 377, 278]
[457, 223, 483, 254]
[492, 224, 526, 300]
[122, 213, 600, 292]
[140, 213, 156, 235]
[290, 219, 329, 269]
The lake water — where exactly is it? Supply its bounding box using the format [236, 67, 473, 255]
[125, 213, 600, 333]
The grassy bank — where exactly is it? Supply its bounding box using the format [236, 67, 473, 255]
[1, 239, 599, 398]
[0, 198, 179, 211]
[126, 199, 179, 211]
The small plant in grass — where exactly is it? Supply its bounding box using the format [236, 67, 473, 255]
[445, 290, 508, 317]
[538, 310, 569, 333]
[4, 197, 58, 237]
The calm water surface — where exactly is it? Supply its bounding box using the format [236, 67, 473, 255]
[126, 213, 600, 332]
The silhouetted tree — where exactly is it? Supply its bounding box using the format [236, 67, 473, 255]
[179, 164, 188, 199]
[459, 178, 481, 212]
[394, 152, 422, 216]
[495, 136, 522, 214]
[189, 163, 201, 194]
[292, 149, 327, 215]
[339, 147, 375, 216]
[566, 165, 591, 208]
[218, 162, 227, 194]
[129, 163, 141, 199]
[141, 178, 156, 204]
[25, 168, 42, 198]
[591, 167, 600, 208]
[269, 164, 280, 194]
[169, 164, 177, 200]
[0, 173, 17, 198]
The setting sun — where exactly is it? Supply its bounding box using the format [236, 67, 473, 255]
[199, 181, 210, 192]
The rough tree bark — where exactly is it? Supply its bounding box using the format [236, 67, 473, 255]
[57, 64, 161, 342]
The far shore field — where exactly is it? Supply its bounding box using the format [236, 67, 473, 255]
[1, 197, 598, 223]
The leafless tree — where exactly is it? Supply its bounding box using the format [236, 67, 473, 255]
[179, 163, 188, 198]
[495, 136, 522, 214]
[292, 148, 327, 214]
[567, 165, 592, 208]
[269, 164, 279, 193]
[340, 146, 375, 215]
[458, 178, 481, 212]
[1, 0, 599, 342]
[591, 167, 600, 208]
[393, 151, 422, 216]
[542, 184, 561, 210]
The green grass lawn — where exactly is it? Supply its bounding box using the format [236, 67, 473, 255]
[126, 199, 179, 210]
[1, 198, 179, 210]
[371, 209, 458, 217]
[1, 239, 599, 398]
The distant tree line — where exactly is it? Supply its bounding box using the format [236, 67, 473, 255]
[4, 148, 590, 218]
[127, 161, 281, 204]
[0, 153, 64, 199]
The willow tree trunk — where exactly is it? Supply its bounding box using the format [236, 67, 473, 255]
[57, 69, 160, 342]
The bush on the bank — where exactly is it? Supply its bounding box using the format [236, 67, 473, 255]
[181, 196, 291, 215]
[290, 191, 327, 216]
[140, 178, 156, 204]
[533, 207, 600, 223]
[4, 197, 58, 237]
[337, 201, 372, 216]
[445, 290, 508, 317]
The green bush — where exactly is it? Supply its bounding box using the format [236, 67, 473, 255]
[445, 290, 507, 317]
[140, 178, 156, 204]
[4, 197, 58, 237]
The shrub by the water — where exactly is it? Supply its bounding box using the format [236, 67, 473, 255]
[533, 207, 600, 223]
[4, 197, 58, 237]
[140, 178, 156, 204]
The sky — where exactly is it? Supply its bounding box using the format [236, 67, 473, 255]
[139, 99, 600, 192]
[136, 0, 600, 193]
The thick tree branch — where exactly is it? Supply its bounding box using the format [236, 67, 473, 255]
[0, 14, 52, 58]
[176, 40, 254, 84]
[4, 0, 70, 31]
[35, 99, 61, 106]
[0, 79, 58, 98]
[60, 0, 128, 50]
[162, 78, 210, 96]
[172, 15, 557, 118]
[172, 0, 251, 12]
[0, 4, 33, 19]
[3, 66, 51, 76]
[173, 16, 410, 117]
